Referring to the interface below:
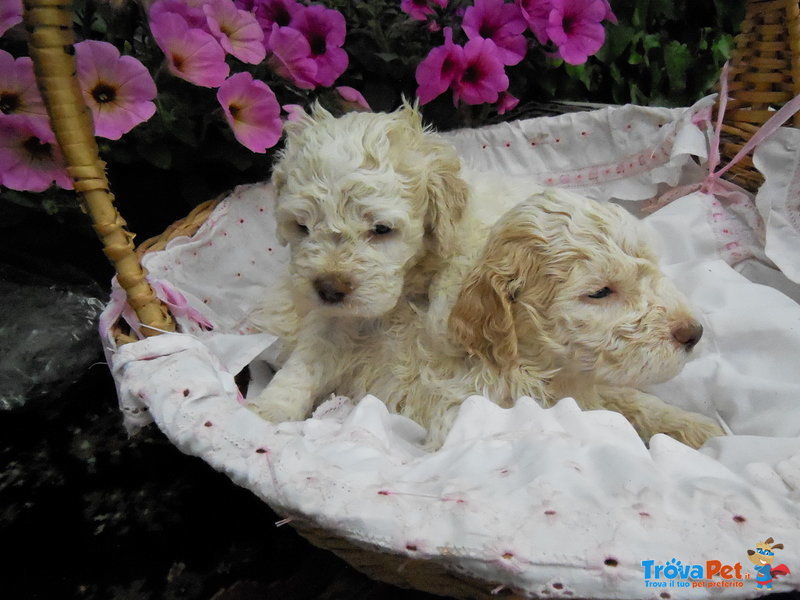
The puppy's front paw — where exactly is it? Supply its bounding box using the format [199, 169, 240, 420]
[247, 393, 310, 423]
[671, 414, 725, 449]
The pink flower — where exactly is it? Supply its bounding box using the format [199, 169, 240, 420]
[336, 86, 371, 112]
[282, 103, 306, 122]
[462, 0, 528, 66]
[400, 0, 447, 22]
[217, 72, 282, 153]
[415, 27, 465, 105]
[149, 0, 210, 31]
[0, 0, 23, 37]
[150, 11, 230, 87]
[204, 0, 266, 64]
[235, 0, 303, 50]
[496, 91, 519, 114]
[0, 51, 48, 125]
[546, 0, 609, 64]
[290, 5, 348, 87]
[268, 24, 318, 89]
[453, 38, 509, 105]
[0, 118, 73, 192]
[517, 0, 552, 44]
[74, 41, 157, 140]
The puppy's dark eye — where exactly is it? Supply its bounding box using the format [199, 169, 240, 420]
[372, 224, 393, 235]
[587, 286, 614, 299]
[296, 222, 309, 235]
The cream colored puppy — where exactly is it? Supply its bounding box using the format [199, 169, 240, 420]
[333, 190, 724, 449]
[248, 102, 469, 422]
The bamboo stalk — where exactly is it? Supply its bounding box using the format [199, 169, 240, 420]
[22, 0, 174, 339]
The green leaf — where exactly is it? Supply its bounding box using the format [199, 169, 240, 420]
[712, 34, 735, 62]
[595, 24, 636, 64]
[664, 40, 692, 92]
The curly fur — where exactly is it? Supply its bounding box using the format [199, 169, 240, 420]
[248, 105, 722, 450]
[248, 102, 471, 422]
[328, 190, 724, 449]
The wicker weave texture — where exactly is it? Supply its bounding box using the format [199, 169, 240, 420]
[720, 0, 800, 190]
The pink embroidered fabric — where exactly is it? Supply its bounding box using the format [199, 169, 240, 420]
[100, 99, 800, 599]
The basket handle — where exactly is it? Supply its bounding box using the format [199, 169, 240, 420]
[23, 0, 174, 339]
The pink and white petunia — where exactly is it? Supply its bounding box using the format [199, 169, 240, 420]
[0, 50, 48, 125]
[452, 37, 509, 105]
[74, 40, 157, 140]
[290, 4, 348, 87]
[335, 86, 371, 112]
[267, 23, 318, 89]
[217, 72, 282, 153]
[0, 117, 73, 192]
[414, 27, 465, 105]
[149, 0, 211, 31]
[203, 0, 266, 64]
[462, 0, 528, 66]
[546, 0, 610, 64]
[150, 11, 230, 87]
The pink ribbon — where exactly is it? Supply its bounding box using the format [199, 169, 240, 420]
[706, 63, 800, 189]
[645, 62, 800, 212]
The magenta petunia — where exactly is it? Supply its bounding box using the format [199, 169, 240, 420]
[0, 50, 48, 125]
[414, 27, 465, 105]
[150, 11, 230, 87]
[546, 0, 608, 64]
[452, 37, 509, 105]
[496, 90, 519, 114]
[0, 117, 73, 192]
[400, 0, 447, 22]
[74, 40, 157, 140]
[235, 0, 303, 50]
[268, 23, 318, 89]
[462, 0, 528, 66]
[0, 0, 22, 37]
[217, 72, 282, 153]
[204, 0, 266, 64]
[290, 4, 348, 87]
[336, 86, 371, 111]
[517, 0, 552, 45]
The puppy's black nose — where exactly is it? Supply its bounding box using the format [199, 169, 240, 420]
[672, 321, 703, 350]
[313, 274, 353, 304]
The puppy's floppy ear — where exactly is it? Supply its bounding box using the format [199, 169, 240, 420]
[389, 100, 468, 259]
[449, 201, 553, 373]
[449, 250, 521, 372]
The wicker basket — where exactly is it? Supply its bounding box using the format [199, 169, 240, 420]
[19, 0, 798, 597]
[719, 0, 800, 191]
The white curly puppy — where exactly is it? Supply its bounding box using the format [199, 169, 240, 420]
[334, 190, 724, 449]
[248, 102, 469, 422]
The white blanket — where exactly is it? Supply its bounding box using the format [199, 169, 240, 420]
[102, 97, 800, 599]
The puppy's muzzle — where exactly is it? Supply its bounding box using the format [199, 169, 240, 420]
[671, 321, 703, 351]
[313, 273, 355, 304]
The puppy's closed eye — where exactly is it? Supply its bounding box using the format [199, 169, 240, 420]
[296, 222, 310, 235]
[585, 286, 614, 300]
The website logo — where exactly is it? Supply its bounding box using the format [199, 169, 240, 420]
[642, 537, 791, 590]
